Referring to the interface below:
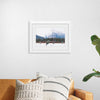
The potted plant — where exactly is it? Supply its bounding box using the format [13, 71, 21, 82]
[83, 35, 100, 82]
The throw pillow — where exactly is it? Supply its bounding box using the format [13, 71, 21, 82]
[36, 73, 72, 100]
[14, 79, 44, 100]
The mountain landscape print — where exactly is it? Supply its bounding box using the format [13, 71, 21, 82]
[30, 22, 70, 53]
[36, 31, 65, 45]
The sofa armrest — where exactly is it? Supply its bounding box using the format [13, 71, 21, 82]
[68, 95, 81, 100]
[74, 89, 93, 100]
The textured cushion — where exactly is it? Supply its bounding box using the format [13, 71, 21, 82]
[0, 79, 31, 100]
[36, 73, 72, 100]
[14, 79, 44, 100]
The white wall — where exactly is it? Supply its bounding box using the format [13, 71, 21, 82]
[0, 0, 100, 99]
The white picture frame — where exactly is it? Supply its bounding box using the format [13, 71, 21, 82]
[29, 21, 71, 53]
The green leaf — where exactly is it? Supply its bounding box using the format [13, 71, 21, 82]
[93, 69, 97, 72]
[83, 72, 100, 82]
[93, 69, 100, 73]
[96, 45, 100, 55]
[91, 35, 100, 55]
[92, 39, 100, 45]
[91, 35, 99, 42]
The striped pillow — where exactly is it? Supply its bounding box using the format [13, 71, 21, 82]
[36, 73, 71, 100]
[14, 79, 44, 100]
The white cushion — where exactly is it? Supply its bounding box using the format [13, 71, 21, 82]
[36, 73, 72, 100]
[14, 79, 44, 100]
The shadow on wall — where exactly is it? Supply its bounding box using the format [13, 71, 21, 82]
[1, 86, 15, 100]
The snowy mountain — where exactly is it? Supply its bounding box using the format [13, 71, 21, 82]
[36, 32, 65, 39]
[36, 35, 44, 39]
[47, 32, 65, 39]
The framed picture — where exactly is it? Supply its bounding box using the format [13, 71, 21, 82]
[29, 21, 71, 53]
